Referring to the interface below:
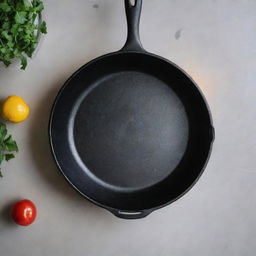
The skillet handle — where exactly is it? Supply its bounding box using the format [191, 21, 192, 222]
[121, 0, 144, 52]
[110, 209, 152, 219]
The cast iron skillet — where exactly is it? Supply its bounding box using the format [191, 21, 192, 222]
[49, 0, 214, 219]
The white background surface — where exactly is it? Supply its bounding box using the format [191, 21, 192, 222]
[0, 0, 256, 255]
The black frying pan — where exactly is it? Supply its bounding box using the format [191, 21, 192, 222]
[49, 0, 214, 219]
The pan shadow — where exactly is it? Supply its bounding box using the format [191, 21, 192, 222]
[27, 78, 105, 218]
[26, 2, 128, 222]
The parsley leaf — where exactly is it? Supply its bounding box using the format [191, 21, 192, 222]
[5, 153, 15, 161]
[0, 123, 19, 177]
[0, 1, 11, 12]
[0, 124, 7, 142]
[39, 21, 47, 34]
[4, 135, 18, 152]
[20, 54, 27, 69]
[15, 11, 27, 24]
[0, 0, 47, 69]
[0, 153, 4, 164]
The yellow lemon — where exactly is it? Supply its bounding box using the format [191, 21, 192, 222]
[2, 96, 30, 123]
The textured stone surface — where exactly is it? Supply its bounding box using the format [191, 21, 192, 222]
[0, 0, 255, 255]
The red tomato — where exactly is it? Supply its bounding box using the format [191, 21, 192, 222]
[12, 199, 37, 226]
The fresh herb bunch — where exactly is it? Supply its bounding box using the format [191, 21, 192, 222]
[0, 123, 18, 177]
[0, 0, 47, 69]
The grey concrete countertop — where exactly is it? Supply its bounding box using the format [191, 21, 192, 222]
[0, 0, 256, 255]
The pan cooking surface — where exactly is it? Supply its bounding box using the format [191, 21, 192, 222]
[70, 71, 189, 190]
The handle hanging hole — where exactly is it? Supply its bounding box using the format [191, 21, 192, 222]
[130, 0, 136, 6]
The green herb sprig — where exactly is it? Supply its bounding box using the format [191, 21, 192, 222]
[0, 0, 47, 69]
[0, 123, 18, 177]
